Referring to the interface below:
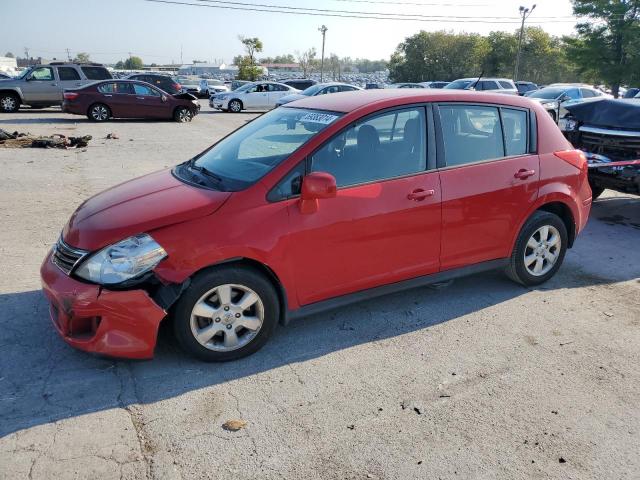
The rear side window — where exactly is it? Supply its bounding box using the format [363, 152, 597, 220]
[81, 66, 111, 80]
[438, 105, 504, 166]
[98, 82, 134, 94]
[580, 88, 596, 98]
[310, 107, 427, 187]
[502, 108, 528, 156]
[58, 67, 81, 81]
[479, 81, 498, 90]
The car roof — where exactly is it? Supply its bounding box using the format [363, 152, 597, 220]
[456, 77, 514, 82]
[285, 89, 537, 113]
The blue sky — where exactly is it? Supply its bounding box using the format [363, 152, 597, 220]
[2, 0, 577, 65]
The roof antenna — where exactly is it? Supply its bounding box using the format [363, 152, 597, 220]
[470, 70, 484, 90]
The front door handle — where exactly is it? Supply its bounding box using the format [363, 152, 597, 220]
[407, 188, 435, 201]
[514, 169, 536, 179]
[103, 94, 112, 97]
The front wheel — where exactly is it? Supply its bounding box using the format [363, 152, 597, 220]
[228, 99, 242, 113]
[0, 93, 20, 113]
[505, 211, 568, 286]
[174, 106, 193, 122]
[173, 266, 279, 362]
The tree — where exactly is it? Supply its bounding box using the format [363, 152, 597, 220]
[237, 56, 262, 81]
[328, 53, 341, 80]
[296, 48, 318, 77]
[73, 52, 90, 63]
[4, 52, 14, 58]
[566, 0, 640, 97]
[115, 56, 144, 70]
[238, 36, 263, 66]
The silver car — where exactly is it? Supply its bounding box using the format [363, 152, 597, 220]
[444, 78, 518, 95]
[275, 82, 362, 107]
[0, 63, 112, 112]
[526, 85, 609, 122]
[210, 81, 299, 112]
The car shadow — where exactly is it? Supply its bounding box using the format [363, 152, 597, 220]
[1, 196, 638, 437]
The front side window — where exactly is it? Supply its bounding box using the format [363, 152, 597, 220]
[58, 67, 81, 81]
[310, 107, 427, 188]
[29, 67, 53, 81]
[565, 88, 580, 100]
[438, 105, 504, 166]
[479, 81, 499, 91]
[81, 66, 111, 80]
[133, 84, 159, 96]
[184, 108, 342, 191]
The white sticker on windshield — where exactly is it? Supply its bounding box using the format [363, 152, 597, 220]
[299, 113, 339, 125]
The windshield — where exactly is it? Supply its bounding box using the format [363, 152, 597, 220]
[234, 83, 254, 93]
[301, 84, 323, 96]
[16, 68, 32, 80]
[445, 80, 473, 90]
[528, 88, 566, 100]
[180, 108, 342, 191]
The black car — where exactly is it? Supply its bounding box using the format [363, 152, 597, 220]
[561, 99, 640, 198]
[125, 73, 181, 95]
[623, 87, 640, 98]
[282, 79, 316, 90]
[515, 81, 538, 96]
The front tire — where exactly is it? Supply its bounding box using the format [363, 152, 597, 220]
[173, 266, 279, 362]
[228, 99, 242, 113]
[174, 106, 193, 122]
[0, 93, 20, 113]
[88, 103, 110, 122]
[505, 211, 568, 286]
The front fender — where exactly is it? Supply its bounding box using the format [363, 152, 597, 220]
[0, 86, 24, 102]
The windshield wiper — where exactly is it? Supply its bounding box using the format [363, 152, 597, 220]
[187, 158, 223, 182]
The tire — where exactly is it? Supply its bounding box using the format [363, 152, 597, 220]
[87, 103, 110, 122]
[228, 99, 242, 113]
[173, 266, 279, 362]
[174, 106, 193, 123]
[0, 92, 20, 113]
[505, 211, 568, 286]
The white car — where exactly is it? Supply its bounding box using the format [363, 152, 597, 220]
[210, 81, 299, 112]
[444, 78, 518, 95]
[199, 79, 229, 97]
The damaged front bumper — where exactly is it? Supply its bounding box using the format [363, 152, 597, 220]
[40, 250, 167, 359]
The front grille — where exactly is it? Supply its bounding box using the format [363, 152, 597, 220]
[52, 237, 89, 275]
[581, 132, 640, 153]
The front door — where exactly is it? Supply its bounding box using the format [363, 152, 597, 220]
[286, 106, 442, 306]
[132, 83, 168, 118]
[243, 84, 269, 109]
[436, 103, 539, 270]
[23, 66, 59, 103]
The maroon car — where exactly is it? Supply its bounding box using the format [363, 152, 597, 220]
[62, 80, 200, 122]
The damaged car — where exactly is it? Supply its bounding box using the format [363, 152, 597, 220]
[560, 99, 640, 198]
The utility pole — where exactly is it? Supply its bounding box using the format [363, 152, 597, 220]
[318, 25, 327, 82]
[180, 45, 183, 65]
[514, 4, 536, 81]
[24, 47, 30, 64]
[66, 48, 71, 61]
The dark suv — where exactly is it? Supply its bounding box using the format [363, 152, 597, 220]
[282, 79, 317, 90]
[125, 73, 181, 95]
[0, 62, 112, 112]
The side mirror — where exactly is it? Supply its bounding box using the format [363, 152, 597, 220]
[299, 172, 337, 214]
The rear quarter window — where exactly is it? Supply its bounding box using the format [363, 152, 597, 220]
[81, 66, 111, 80]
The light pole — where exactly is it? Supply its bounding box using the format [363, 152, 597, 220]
[514, 4, 536, 81]
[319, 25, 328, 82]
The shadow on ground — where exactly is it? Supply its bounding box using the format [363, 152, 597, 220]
[0, 195, 638, 438]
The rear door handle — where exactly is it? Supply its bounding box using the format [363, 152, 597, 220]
[136, 96, 145, 100]
[407, 188, 435, 201]
[103, 94, 112, 97]
[514, 169, 536, 179]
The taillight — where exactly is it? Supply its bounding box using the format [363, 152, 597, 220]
[63, 92, 79, 101]
[554, 149, 587, 172]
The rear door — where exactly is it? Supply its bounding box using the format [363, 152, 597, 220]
[436, 103, 539, 269]
[267, 83, 290, 106]
[285, 106, 442, 305]
[56, 66, 83, 92]
[97, 82, 135, 117]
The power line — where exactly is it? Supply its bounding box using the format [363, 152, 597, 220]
[141, 0, 579, 23]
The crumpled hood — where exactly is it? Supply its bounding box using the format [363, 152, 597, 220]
[63, 168, 231, 251]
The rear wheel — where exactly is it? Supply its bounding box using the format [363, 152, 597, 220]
[228, 99, 242, 113]
[174, 106, 193, 122]
[88, 103, 110, 122]
[173, 266, 279, 362]
[505, 211, 568, 286]
[0, 93, 20, 113]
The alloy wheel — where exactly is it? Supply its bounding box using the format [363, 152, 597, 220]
[1, 96, 17, 112]
[177, 108, 192, 122]
[523, 225, 561, 276]
[190, 284, 264, 352]
[91, 105, 108, 121]
[229, 100, 241, 112]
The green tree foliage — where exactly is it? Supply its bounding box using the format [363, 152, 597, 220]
[389, 31, 489, 82]
[389, 29, 578, 85]
[237, 57, 262, 81]
[114, 56, 144, 70]
[238, 36, 263, 65]
[565, 0, 640, 97]
[259, 54, 296, 64]
[5, 52, 15, 58]
[73, 52, 91, 63]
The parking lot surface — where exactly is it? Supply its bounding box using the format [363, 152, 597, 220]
[1, 103, 639, 480]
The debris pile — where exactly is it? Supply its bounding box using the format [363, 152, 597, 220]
[0, 129, 92, 149]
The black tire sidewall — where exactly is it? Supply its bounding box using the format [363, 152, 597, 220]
[172, 266, 279, 362]
[511, 212, 568, 286]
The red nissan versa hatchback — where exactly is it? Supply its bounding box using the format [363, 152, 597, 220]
[41, 90, 592, 362]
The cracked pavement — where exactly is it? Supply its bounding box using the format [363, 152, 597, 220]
[1, 104, 639, 479]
